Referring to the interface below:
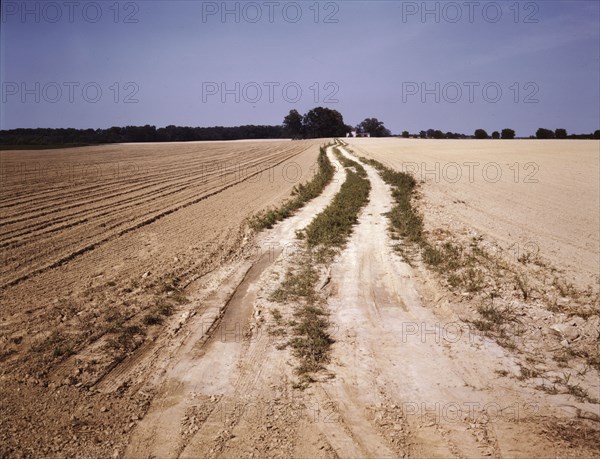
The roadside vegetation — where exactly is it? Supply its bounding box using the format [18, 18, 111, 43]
[301, 148, 370, 247]
[270, 146, 371, 387]
[249, 144, 335, 230]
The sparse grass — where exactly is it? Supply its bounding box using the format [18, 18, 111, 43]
[538, 382, 560, 395]
[515, 273, 530, 300]
[107, 325, 145, 353]
[345, 150, 427, 253]
[155, 275, 188, 304]
[543, 419, 600, 451]
[360, 155, 423, 245]
[271, 308, 283, 324]
[249, 145, 335, 230]
[301, 148, 370, 247]
[143, 313, 162, 326]
[156, 301, 174, 316]
[463, 267, 485, 292]
[143, 299, 175, 326]
[342, 145, 564, 309]
[478, 302, 508, 325]
[547, 372, 600, 403]
[470, 299, 520, 338]
[552, 276, 576, 297]
[271, 148, 371, 381]
[344, 148, 494, 296]
[30, 330, 75, 360]
[517, 363, 540, 380]
[270, 258, 319, 303]
[291, 374, 314, 390]
[288, 304, 335, 374]
[586, 353, 600, 372]
[271, 251, 335, 377]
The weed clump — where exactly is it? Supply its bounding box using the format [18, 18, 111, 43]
[249, 145, 335, 230]
[302, 148, 371, 247]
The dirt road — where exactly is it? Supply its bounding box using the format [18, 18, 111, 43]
[123, 147, 348, 458]
[123, 146, 599, 458]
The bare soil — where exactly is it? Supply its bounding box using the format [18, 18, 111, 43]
[0, 140, 323, 457]
[1, 140, 598, 458]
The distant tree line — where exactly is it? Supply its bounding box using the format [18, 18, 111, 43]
[410, 129, 471, 139]
[532, 128, 600, 139]
[0, 107, 393, 146]
[473, 129, 516, 139]
[2, 112, 598, 146]
[405, 128, 600, 140]
[0, 124, 286, 146]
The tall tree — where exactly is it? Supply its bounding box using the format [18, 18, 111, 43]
[356, 118, 391, 137]
[555, 128, 567, 139]
[474, 129, 489, 139]
[303, 107, 348, 138]
[283, 109, 303, 138]
[501, 128, 516, 139]
[536, 128, 555, 139]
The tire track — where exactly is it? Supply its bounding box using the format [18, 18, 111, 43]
[123, 146, 346, 459]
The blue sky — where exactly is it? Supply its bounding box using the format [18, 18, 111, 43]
[1, 0, 599, 136]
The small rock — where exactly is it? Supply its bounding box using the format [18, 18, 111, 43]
[550, 323, 579, 341]
[142, 272, 150, 279]
[100, 406, 108, 413]
[560, 339, 570, 347]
